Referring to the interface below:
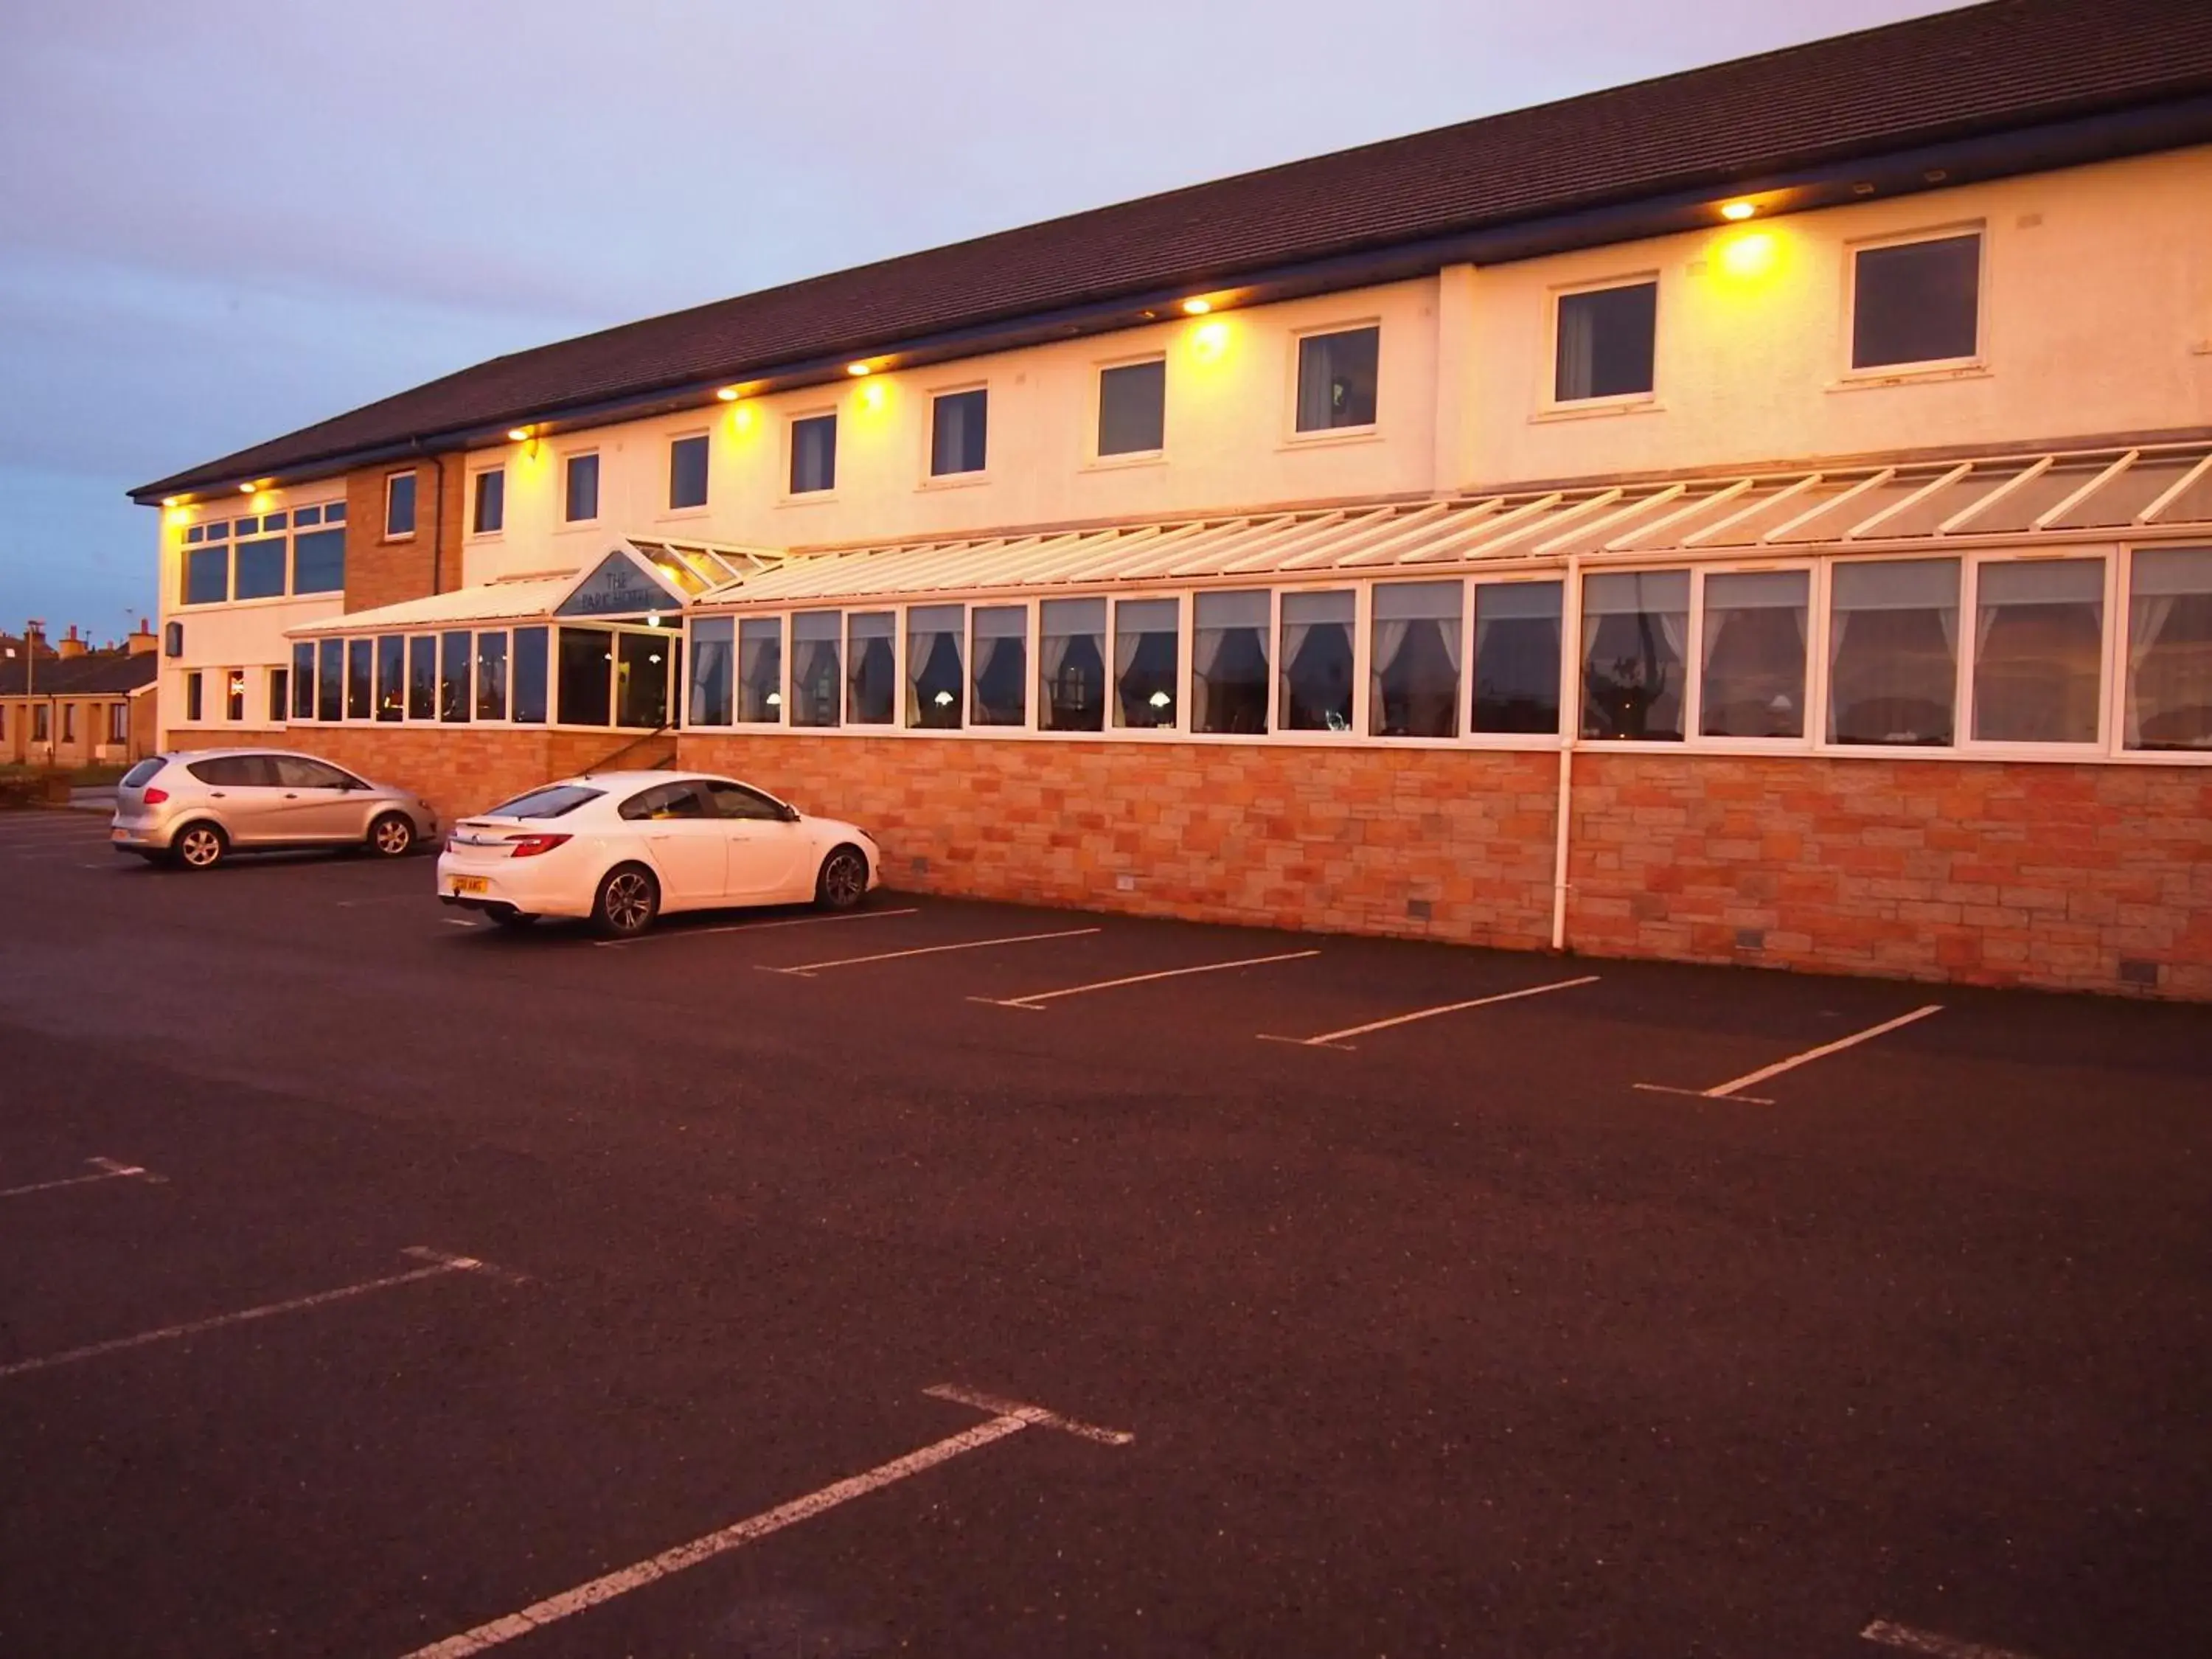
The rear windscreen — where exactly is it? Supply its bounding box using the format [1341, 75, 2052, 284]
[486, 785, 604, 819]
[120, 759, 165, 788]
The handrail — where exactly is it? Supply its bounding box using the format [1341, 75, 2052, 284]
[579, 722, 677, 776]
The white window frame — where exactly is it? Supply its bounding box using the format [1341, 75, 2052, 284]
[1183, 587, 1276, 742]
[663, 430, 712, 519]
[472, 627, 515, 726]
[1840, 222, 1989, 383]
[383, 470, 419, 541]
[1956, 547, 2115, 757]
[1467, 574, 1571, 748]
[922, 383, 991, 487]
[1540, 272, 1663, 416]
[781, 408, 841, 504]
[1088, 352, 1168, 469]
[467, 464, 506, 540]
[560, 449, 603, 528]
[1688, 560, 1818, 751]
[1284, 319, 1383, 446]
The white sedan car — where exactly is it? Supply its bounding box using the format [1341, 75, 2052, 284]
[435, 770, 881, 936]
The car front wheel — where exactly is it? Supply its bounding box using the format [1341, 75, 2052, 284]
[593, 864, 660, 937]
[172, 822, 227, 871]
[368, 812, 415, 858]
[815, 845, 870, 911]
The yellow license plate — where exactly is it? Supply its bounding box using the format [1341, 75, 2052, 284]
[111, 828, 129, 841]
[450, 876, 490, 897]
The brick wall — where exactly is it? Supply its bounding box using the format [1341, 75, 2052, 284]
[344, 460, 464, 614]
[293, 726, 650, 823]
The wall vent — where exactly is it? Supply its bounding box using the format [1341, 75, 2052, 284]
[1736, 928, 1766, 951]
[2118, 958, 2160, 988]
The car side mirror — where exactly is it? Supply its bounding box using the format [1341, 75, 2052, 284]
[779, 803, 802, 823]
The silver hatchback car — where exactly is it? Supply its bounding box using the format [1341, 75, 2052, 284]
[111, 750, 439, 869]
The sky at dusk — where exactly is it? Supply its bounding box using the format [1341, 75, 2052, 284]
[0, 0, 1957, 639]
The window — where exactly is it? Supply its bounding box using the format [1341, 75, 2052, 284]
[346, 639, 372, 720]
[738, 618, 783, 723]
[33, 703, 50, 740]
[565, 453, 600, 523]
[267, 669, 288, 725]
[849, 612, 897, 725]
[476, 630, 509, 721]
[1098, 359, 1166, 456]
[790, 414, 837, 495]
[439, 630, 471, 722]
[1113, 597, 1178, 728]
[225, 670, 245, 723]
[1555, 281, 1657, 402]
[616, 633, 671, 728]
[1827, 558, 1959, 746]
[1972, 559, 2102, 744]
[791, 611, 841, 727]
[487, 784, 604, 819]
[1581, 571, 1688, 742]
[1700, 570, 1809, 739]
[63, 703, 77, 741]
[316, 640, 342, 722]
[385, 472, 417, 538]
[1040, 598, 1107, 733]
[274, 756, 357, 790]
[1851, 232, 1980, 369]
[1192, 591, 1270, 735]
[1295, 327, 1379, 432]
[512, 627, 549, 724]
[557, 627, 613, 726]
[291, 643, 314, 719]
[109, 702, 131, 744]
[472, 468, 505, 535]
[183, 543, 228, 605]
[907, 604, 965, 727]
[930, 389, 988, 477]
[971, 606, 1027, 727]
[1371, 581, 1462, 738]
[619, 781, 708, 821]
[689, 617, 734, 726]
[234, 536, 286, 599]
[2126, 548, 2212, 750]
[375, 635, 406, 722]
[407, 636, 437, 720]
[705, 779, 789, 821]
[293, 528, 345, 594]
[668, 434, 709, 510]
[1280, 590, 1354, 731]
[1471, 581, 1562, 734]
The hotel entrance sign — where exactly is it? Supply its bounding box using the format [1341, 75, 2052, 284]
[556, 552, 684, 619]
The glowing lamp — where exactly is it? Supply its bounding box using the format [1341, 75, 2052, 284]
[507, 426, 532, 442]
[715, 386, 740, 402]
[1721, 200, 1756, 221]
[1181, 298, 1213, 316]
[846, 361, 873, 377]
[238, 481, 256, 493]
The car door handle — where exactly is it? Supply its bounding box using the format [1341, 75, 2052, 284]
[211, 791, 226, 798]
[284, 793, 299, 799]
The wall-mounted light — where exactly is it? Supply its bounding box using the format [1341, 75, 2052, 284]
[161, 495, 183, 507]
[846, 361, 873, 377]
[238, 481, 256, 494]
[507, 426, 532, 442]
[714, 386, 740, 402]
[1720, 200, 1756, 221]
[1181, 297, 1213, 316]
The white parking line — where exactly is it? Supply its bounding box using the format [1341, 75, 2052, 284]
[398, 1384, 1131, 1658]
[1634, 1004, 1944, 1103]
[1861, 1620, 2041, 1659]
[593, 906, 920, 947]
[0, 1156, 166, 1200]
[1257, 973, 1599, 1050]
[759, 926, 1099, 977]
[974, 948, 1321, 1010]
[0, 1247, 515, 1382]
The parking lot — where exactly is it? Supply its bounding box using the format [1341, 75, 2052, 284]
[3, 804, 2208, 1658]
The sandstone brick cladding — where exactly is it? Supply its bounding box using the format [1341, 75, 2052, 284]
[343, 462, 465, 615]
[288, 728, 669, 825]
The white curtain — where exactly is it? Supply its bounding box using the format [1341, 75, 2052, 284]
[1557, 301, 1595, 400]
[1190, 627, 1229, 731]
[2124, 595, 2177, 747]
[1368, 620, 1411, 723]
[1439, 616, 1463, 675]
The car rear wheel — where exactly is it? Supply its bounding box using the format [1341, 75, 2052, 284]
[172, 822, 227, 871]
[368, 812, 415, 858]
[593, 864, 660, 937]
[815, 845, 870, 911]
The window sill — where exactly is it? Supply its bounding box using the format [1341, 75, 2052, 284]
[1278, 426, 1382, 453]
[917, 472, 991, 492]
[554, 519, 605, 532]
[656, 506, 712, 524]
[381, 532, 417, 544]
[465, 530, 505, 543]
[776, 490, 841, 508]
[1827, 361, 1990, 392]
[1080, 452, 1166, 474]
[1531, 397, 1664, 425]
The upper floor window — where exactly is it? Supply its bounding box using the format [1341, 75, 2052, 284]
[1851, 232, 1980, 370]
[790, 414, 837, 495]
[1295, 327, 1378, 432]
[182, 543, 229, 605]
[1555, 280, 1656, 403]
[565, 452, 600, 523]
[1097, 358, 1166, 457]
[668, 434, 709, 510]
[385, 472, 417, 538]
[234, 533, 286, 600]
[931, 389, 988, 477]
[473, 467, 505, 535]
[293, 526, 346, 594]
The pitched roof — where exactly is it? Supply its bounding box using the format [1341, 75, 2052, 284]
[0, 652, 157, 697]
[135, 0, 2212, 501]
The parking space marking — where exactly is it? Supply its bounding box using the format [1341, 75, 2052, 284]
[0, 1156, 166, 1200]
[593, 905, 920, 948]
[760, 926, 1100, 978]
[1257, 973, 1599, 1050]
[1861, 1620, 2040, 1659]
[1634, 1004, 1943, 1102]
[0, 1247, 516, 1382]
[398, 1383, 1132, 1658]
[974, 948, 1321, 1010]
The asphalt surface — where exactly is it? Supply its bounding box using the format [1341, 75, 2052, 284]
[1, 804, 2207, 1659]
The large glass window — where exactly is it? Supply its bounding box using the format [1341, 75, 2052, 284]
[472, 467, 505, 535]
[1851, 233, 1980, 369]
[234, 536, 286, 599]
[616, 632, 672, 728]
[558, 629, 612, 726]
[385, 472, 417, 537]
[849, 613, 897, 725]
[1280, 590, 1354, 731]
[931, 390, 988, 477]
[668, 434, 709, 510]
[291, 642, 315, 719]
[316, 639, 342, 722]
[1192, 591, 1270, 735]
[1969, 559, 2102, 744]
[791, 611, 842, 727]
[1555, 282, 1657, 402]
[293, 528, 345, 594]
[565, 453, 600, 522]
[267, 669, 288, 725]
[1828, 559, 1959, 745]
[738, 618, 783, 723]
[1113, 598, 1179, 728]
[689, 617, 734, 726]
[375, 634, 405, 722]
[1098, 358, 1166, 456]
[907, 604, 966, 728]
[439, 630, 470, 723]
[224, 672, 244, 723]
[1371, 581, 1462, 738]
[972, 606, 1028, 727]
[512, 627, 549, 724]
[790, 414, 837, 494]
[1040, 598, 1107, 733]
[407, 636, 437, 720]
[2126, 549, 2212, 751]
[1581, 571, 1688, 742]
[1472, 581, 1562, 734]
[1700, 570, 1809, 739]
[183, 544, 228, 605]
[1295, 327, 1379, 431]
[341, 639, 369, 720]
[476, 630, 509, 721]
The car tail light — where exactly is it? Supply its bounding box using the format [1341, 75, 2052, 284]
[142, 787, 169, 804]
[504, 833, 572, 858]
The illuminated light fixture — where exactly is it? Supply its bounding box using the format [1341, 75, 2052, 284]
[1148, 690, 1172, 710]
[1181, 297, 1213, 316]
[714, 386, 740, 402]
[1720, 200, 1756, 221]
[644, 613, 662, 628]
[161, 495, 183, 507]
[846, 361, 873, 377]
[238, 481, 256, 494]
[507, 426, 532, 442]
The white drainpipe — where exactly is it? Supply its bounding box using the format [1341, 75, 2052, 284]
[1551, 554, 1583, 953]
